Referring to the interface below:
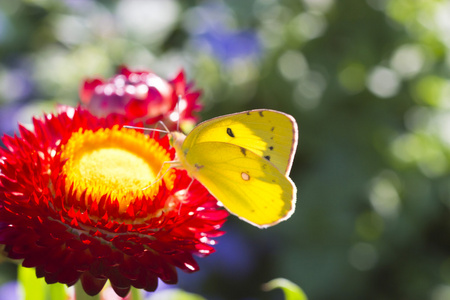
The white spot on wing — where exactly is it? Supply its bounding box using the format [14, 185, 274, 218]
[241, 172, 250, 181]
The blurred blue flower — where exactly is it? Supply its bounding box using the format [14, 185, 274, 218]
[196, 29, 261, 64]
[172, 224, 256, 298]
[187, 2, 262, 64]
[0, 104, 21, 135]
[0, 62, 39, 136]
[209, 225, 255, 278]
[0, 281, 19, 300]
[0, 67, 34, 103]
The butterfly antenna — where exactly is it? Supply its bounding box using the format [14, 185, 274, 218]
[148, 121, 167, 139]
[157, 120, 170, 134]
[124, 125, 168, 134]
[176, 94, 183, 132]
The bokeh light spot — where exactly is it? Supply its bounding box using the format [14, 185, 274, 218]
[390, 44, 425, 79]
[348, 243, 378, 271]
[278, 50, 308, 81]
[338, 63, 366, 94]
[366, 66, 400, 98]
[431, 285, 450, 300]
[369, 171, 401, 218]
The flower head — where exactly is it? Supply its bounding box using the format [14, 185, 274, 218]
[0, 106, 227, 297]
[80, 67, 202, 131]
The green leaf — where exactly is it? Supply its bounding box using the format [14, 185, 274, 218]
[262, 278, 308, 300]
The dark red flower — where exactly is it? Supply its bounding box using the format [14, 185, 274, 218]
[80, 67, 202, 131]
[0, 106, 227, 297]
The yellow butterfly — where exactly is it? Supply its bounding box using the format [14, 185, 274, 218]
[169, 109, 298, 228]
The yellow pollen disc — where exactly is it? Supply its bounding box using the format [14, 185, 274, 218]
[61, 125, 175, 213]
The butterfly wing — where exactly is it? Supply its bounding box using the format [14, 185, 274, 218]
[183, 142, 296, 228]
[182, 109, 298, 175]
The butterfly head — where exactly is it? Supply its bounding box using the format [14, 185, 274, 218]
[169, 131, 186, 153]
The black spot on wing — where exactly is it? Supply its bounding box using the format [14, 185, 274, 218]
[269, 146, 274, 150]
[259, 111, 264, 117]
[264, 155, 271, 161]
[227, 127, 235, 138]
[271, 126, 275, 132]
[240, 147, 247, 156]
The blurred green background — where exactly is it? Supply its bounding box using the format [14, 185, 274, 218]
[1, 0, 450, 299]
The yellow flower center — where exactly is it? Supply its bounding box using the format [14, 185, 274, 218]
[61, 125, 175, 213]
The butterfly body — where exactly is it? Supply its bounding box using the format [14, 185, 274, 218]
[170, 109, 298, 228]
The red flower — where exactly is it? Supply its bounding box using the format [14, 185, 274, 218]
[0, 106, 227, 297]
[80, 67, 202, 131]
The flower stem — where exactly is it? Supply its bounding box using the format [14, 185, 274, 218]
[75, 281, 100, 300]
[131, 287, 144, 300]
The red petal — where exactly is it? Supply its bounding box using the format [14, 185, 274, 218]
[142, 271, 158, 292]
[80, 271, 107, 296]
[80, 79, 103, 104]
[111, 284, 131, 298]
[66, 238, 88, 251]
[118, 257, 140, 281]
[108, 267, 131, 288]
[58, 268, 80, 286]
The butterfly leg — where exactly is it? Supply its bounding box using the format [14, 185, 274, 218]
[176, 177, 195, 215]
[185, 177, 195, 194]
[142, 160, 182, 190]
